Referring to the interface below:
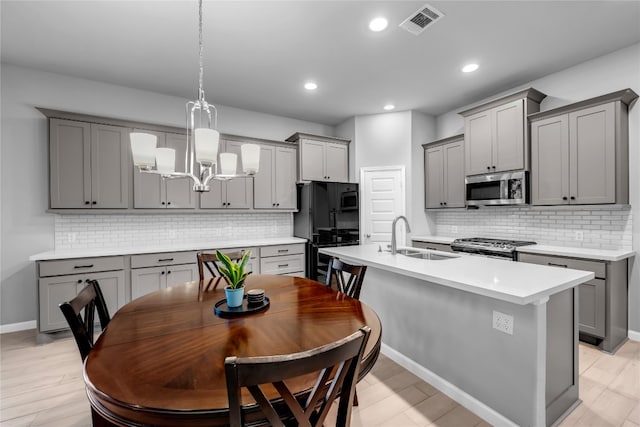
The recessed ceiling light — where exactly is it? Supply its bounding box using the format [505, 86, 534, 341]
[383, 104, 395, 111]
[462, 63, 479, 73]
[369, 17, 388, 32]
[304, 82, 318, 91]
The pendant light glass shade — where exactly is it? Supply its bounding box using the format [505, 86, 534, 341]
[241, 144, 260, 174]
[156, 148, 176, 174]
[130, 133, 157, 168]
[194, 128, 219, 165]
[219, 153, 237, 175]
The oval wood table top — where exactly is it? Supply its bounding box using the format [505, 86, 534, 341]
[84, 274, 382, 426]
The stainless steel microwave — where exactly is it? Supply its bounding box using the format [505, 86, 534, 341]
[465, 171, 528, 206]
[340, 189, 358, 211]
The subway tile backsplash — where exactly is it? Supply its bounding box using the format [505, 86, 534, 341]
[55, 213, 293, 250]
[429, 205, 632, 250]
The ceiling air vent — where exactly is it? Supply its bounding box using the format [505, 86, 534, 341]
[399, 4, 444, 36]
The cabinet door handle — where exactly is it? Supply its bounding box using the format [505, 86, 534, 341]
[570, 196, 575, 200]
[167, 202, 171, 205]
[158, 258, 174, 262]
[167, 270, 171, 274]
[443, 202, 447, 206]
[161, 202, 166, 205]
[74, 264, 94, 269]
[92, 201, 97, 205]
[562, 197, 568, 201]
[276, 203, 280, 207]
[548, 262, 568, 268]
[487, 166, 491, 170]
[85, 201, 90, 205]
[492, 166, 496, 169]
[161, 271, 165, 275]
[77, 279, 83, 284]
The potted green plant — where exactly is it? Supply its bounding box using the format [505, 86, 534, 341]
[216, 250, 251, 308]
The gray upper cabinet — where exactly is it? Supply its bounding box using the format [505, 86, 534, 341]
[254, 144, 297, 209]
[286, 133, 349, 182]
[133, 131, 196, 209]
[530, 89, 637, 206]
[50, 119, 129, 209]
[460, 88, 546, 176]
[423, 135, 465, 209]
[200, 139, 253, 209]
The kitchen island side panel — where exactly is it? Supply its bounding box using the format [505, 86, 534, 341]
[360, 266, 561, 427]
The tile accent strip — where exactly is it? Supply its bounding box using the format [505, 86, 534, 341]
[54, 213, 293, 250]
[429, 205, 632, 250]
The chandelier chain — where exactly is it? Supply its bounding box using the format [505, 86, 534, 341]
[198, 0, 204, 102]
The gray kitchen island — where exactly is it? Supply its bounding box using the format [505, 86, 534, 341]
[320, 244, 594, 427]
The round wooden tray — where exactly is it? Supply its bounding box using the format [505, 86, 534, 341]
[214, 296, 270, 318]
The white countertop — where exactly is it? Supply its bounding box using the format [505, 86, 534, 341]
[29, 237, 307, 261]
[410, 235, 634, 262]
[319, 244, 594, 305]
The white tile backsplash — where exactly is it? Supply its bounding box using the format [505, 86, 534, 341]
[429, 205, 632, 250]
[55, 213, 293, 250]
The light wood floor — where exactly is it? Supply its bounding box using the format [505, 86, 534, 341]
[1, 329, 638, 426]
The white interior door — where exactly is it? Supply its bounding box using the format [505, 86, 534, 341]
[360, 166, 406, 248]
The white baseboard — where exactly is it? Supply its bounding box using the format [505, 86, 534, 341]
[629, 329, 640, 342]
[380, 343, 517, 427]
[0, 320, 37, 334]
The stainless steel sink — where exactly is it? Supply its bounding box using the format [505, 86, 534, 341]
[405, 252, 459, 260]
[395, 248, 459, 260]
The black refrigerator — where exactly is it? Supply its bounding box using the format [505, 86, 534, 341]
[294, 181, 360, 283]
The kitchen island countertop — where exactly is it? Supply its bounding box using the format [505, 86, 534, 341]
[320, 243, 593, 305]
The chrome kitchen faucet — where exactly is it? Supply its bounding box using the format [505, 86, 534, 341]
[391, 216, 411, 255]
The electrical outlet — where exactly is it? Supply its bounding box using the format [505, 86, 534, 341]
[574, 230, 584, 241]
[451, 225, 458, 234]
[492, 310, 514, 335]
[67, 232, 77, 243]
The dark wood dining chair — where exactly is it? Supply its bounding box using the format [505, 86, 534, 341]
[59, 279, 111, 361]
[225, 326, 371, 427]
[325, 257, 367, 300]
[197, 250, 245, 293]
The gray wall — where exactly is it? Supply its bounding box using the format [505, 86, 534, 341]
[435, 42, 640, 336]
[0, 63, 333, 326]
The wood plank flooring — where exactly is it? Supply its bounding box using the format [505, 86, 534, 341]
[1, 329, 638, 426]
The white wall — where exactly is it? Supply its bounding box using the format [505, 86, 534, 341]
[335, 117, 356, 182]
[434, 42, 640, 335]
[410, 111, 437, 235]
[0, 63, 333, 326]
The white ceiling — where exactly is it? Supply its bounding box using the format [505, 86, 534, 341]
[2, 1, 640, 125]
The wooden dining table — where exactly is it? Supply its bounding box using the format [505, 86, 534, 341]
[84, 274, 382, 426]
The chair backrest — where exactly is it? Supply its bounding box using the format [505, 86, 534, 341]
[325, 258, 367, 300]
[225, 326, 370, 427]
[59, 279, 111, 361]
[197, 250, 245, 293]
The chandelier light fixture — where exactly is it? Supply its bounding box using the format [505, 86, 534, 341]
[129, 0, 260, 192]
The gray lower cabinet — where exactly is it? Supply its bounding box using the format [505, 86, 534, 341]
[254, 144, 297, 209]
[529, 89, 637, 206]
[518, 252, 628, 352]
[133, 131, 196, 209]
[412, 240, 452, 252]
[423, 135, 465, 209]
[50, 119, 129, 209]
[37, 257, 126, 332]
[259, 244, 305, 276]
[130, 251, 198, 300]
[200, 139, 253, 209]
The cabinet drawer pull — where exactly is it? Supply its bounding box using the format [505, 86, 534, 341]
[74, 264, 94, 269]
[158, 258, 174, 262]
[548, 262, 568, 268]
[277, 249, 289, 253]
[278, 264, 289, 268]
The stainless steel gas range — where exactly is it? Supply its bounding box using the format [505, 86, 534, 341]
[450, 237, 536, 261]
